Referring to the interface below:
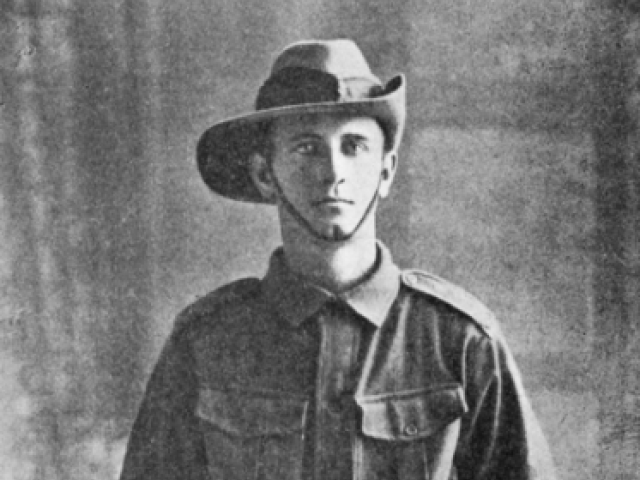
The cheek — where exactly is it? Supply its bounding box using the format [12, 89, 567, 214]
[273, 161, 312, 195]
[353, 164, 384, 200]
[355, 162, 382, 186]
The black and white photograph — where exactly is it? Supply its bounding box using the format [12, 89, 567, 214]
[1, 1, 639, 479]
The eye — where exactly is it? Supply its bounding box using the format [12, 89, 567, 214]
[293, 141, 319, 156]
[343, 138, 369, 156]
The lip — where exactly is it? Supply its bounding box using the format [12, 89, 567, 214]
[311, 197, 354, 207]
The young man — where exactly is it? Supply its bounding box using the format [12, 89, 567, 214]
[120, 39, 557, 480]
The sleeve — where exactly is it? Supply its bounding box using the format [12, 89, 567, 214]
[119, 324, 209, 480]
[455, 330, 558, 480]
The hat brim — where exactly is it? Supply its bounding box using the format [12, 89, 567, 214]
[196, 74, 406, 204]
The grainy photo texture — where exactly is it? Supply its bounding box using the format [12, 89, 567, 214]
[1, 1, 639, 479]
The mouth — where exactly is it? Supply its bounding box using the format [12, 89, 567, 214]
[311, 197, 354, 207]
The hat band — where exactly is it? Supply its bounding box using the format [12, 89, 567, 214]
[255, 67, 384, 111]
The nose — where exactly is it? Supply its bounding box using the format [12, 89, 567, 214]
[318, 144, 346, 186]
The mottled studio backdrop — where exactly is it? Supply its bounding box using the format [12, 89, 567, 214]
[1, 0, 640, 479]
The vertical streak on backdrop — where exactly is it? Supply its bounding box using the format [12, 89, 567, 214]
[591, 1, 640, 477]
[5, 1, 79, 478]
[3, 2, 52, 478]
[67, 0, 157, 476]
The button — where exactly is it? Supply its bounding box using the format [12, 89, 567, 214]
[327, 396, 346, 416]
[327, 400, 342, 415]
[404, 424, 418, 436]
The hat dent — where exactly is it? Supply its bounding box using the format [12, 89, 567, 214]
[270, 39, 381, 85]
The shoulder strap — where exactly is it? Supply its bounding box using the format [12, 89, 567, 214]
[401, 269, 497, 338]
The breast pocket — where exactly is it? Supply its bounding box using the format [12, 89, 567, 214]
[196, 388, 309, 480]
[356, 384, 468, 479]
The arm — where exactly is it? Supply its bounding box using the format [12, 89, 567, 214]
[456, 331, 557, 480]
[119, 325, 208, 480]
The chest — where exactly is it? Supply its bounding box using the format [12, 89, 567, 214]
[191, 299, 466, 480]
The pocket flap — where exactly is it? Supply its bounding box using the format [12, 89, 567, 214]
[197, 388, 309, 437]
[356, 384, 467, 441]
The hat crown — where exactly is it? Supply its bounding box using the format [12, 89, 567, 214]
[270, 39, 380, 84]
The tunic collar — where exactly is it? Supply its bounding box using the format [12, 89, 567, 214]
[261, 242, 400, 328]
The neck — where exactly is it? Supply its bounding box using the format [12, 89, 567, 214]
[280, 223, 378, 293]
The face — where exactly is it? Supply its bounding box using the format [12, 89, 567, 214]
[251, 113, 397, 241]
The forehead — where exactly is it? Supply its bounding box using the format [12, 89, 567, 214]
[270, 113, 384, 142]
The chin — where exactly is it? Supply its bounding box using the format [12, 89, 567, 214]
[324, 222, 373, 242]
[313, 224, 345, 238]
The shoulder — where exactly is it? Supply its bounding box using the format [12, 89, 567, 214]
[173, 277, 262, 332]
[401, 269, 499, 339]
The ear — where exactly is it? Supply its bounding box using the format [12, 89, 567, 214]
[378, 151, 398, 199]
[248, 152, 277, 202]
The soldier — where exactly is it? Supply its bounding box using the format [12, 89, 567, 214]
[120, 39, 557, 480]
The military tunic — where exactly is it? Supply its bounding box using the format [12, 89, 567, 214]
[120, 244, 557, 480]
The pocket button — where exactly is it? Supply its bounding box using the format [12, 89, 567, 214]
[404, 424, 418, 436]
[327, 399, 343, 416]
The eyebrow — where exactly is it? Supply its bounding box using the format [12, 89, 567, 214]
[286, 132, 371, 142]
[342, 133, 370, 143]
[287, 133, 322, 142]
